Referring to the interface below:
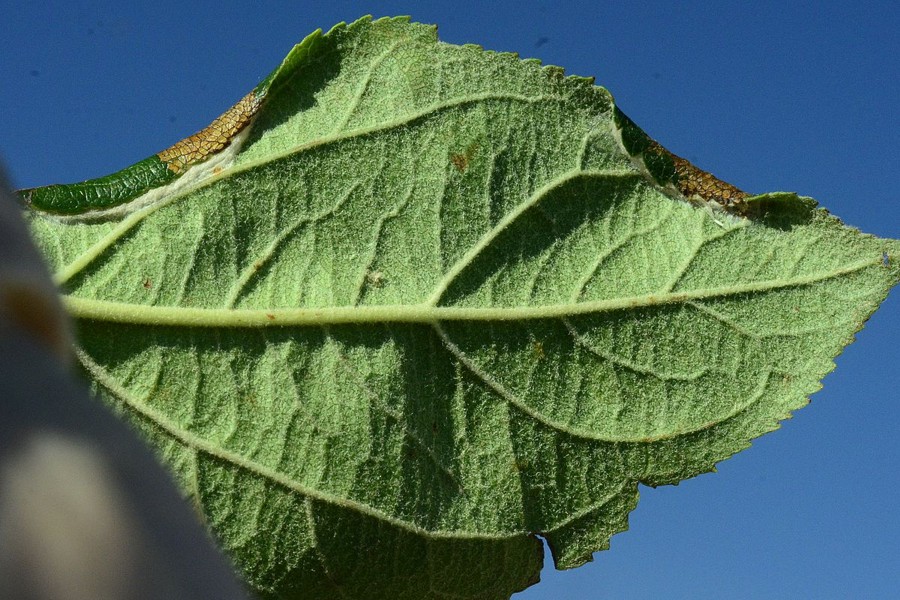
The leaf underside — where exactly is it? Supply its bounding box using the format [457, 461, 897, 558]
[25, 16, 900, 600]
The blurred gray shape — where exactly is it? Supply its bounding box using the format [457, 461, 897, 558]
[0, 170, 250, 600]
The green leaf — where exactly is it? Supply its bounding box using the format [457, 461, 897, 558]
[23, 16, 900, 600]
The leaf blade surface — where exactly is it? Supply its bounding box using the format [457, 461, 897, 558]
[24, 15, 900, 599]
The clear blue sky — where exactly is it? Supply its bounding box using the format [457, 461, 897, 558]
[2, 2, 898, 598]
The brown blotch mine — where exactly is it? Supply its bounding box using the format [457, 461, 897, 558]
[157, 92, 262, 174]
[641, 137, 751, 212]
[670, 152, 749, 208]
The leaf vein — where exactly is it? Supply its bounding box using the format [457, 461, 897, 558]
[77, 347, 514, 540]
[225, 182, 359, 308]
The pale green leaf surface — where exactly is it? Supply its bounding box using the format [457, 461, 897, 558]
[25, 16, 900, 600]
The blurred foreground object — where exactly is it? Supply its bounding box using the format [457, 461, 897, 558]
[0, 170, 248, 600]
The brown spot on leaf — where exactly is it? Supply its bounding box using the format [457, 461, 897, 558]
[451, 153, 468, 172]
[450, 142, 480, 173]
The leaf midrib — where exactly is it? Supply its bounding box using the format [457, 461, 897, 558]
[63, 255, 879, 328]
